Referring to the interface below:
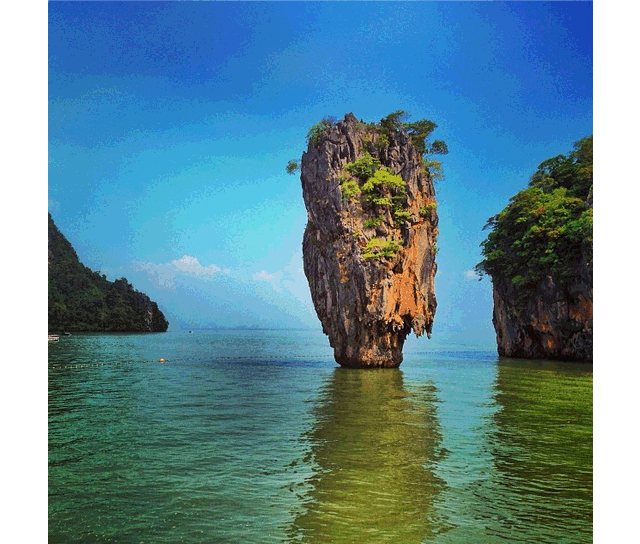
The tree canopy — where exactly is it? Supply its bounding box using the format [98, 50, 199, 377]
[476, 136, 593, 299]
[379, 111, 448, 157]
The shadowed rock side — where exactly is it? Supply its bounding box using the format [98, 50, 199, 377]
[490, 194, 592, 362]
[492, 272, 592, 362]
[301, 113, 438, 367]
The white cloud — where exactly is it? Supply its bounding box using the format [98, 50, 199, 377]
[171, 254, 221, 275]
[253, 270, 274, 281]
[464, 269, 479, 281]
[129, 251, 318, 328]
[133, 254, 228, 289]
[252, 252, 315, 310]
[252, 270, 285, 291]
[132, 260, 176, 288]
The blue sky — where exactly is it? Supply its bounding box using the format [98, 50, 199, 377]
[48, 1, 593, 345]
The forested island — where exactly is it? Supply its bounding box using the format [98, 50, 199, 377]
[476, 136, 593, 361]
[48, 213, 169, 333]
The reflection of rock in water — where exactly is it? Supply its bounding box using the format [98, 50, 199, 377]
[484, 360, 593, 542]
[287, 368, 448, 544]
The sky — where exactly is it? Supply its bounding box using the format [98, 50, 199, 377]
[47, 1, 593, 346]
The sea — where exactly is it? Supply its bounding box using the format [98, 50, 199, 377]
[48, 330, 592, 544]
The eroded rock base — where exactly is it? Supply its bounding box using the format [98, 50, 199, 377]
[492, 276, 592, 362]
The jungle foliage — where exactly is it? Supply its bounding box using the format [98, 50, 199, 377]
[341, 154, 408, 214]
[379, 110, 449, 157]
[476, 136, 593, 294]
[48, 214, 169, 333]
[285, 160, 300, 174]
[339, 153, 410, 258]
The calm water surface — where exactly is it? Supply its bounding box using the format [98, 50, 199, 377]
[49, 330, 592, 543]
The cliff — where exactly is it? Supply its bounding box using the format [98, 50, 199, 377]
[491, 273, 592, 361]
[477, 136, 593, 362]
[300, 113, 440, 368]
[48, 213, 169, 333]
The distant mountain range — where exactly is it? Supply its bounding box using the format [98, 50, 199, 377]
[48, 213, 168, 333]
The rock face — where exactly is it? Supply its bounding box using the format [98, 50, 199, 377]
[492, 273, 592, 362]
[300, 113, 438, 368]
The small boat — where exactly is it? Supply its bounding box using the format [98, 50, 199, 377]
[63, 332, 71, 336]
[48, 335, 60, 342]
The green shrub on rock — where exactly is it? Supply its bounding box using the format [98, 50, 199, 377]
[344, 153, 381, 181]
[362, 238, 402, 259]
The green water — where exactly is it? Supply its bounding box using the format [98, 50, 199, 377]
[49, 331, 592, 543]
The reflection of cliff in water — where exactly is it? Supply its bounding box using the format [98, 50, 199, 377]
[287, 368, 449, 543]
[484, 359, 593, 542]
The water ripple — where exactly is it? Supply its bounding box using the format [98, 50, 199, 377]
[49, 332, 592, 543]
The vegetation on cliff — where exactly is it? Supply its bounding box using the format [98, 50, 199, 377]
[288, 111, 447, 178]
[378, 110, 449, 157]
[48, 213, 169, 333]
[290, 111, 447, 261]
[339, 153, 410, 238]
[344, 112, 446, 260]
[476, 136, 593, 305]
